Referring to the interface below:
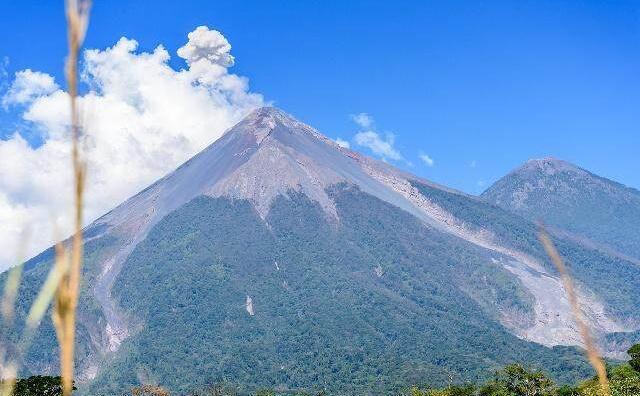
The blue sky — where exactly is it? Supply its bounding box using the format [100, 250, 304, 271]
[1, 0, 639, 194]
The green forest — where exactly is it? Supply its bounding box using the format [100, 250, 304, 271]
[407, 343, 640, 396]
[5, 343, 639, 395]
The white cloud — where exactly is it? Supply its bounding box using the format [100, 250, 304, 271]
[470, 160, 477, 168]
[334, 137, 350, 148]
[350, 113, 403, 161]
[477, 180, 486, 187]
[350, 112, 373, 129]
[177, 26, 234, 67]
[354, 131, 401, 160]
[419, 152, 434, 167]
[2, 69, 58, 107]
[0, 27, 264, 270]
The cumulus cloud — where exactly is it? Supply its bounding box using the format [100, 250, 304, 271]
[350, 112, 373, 129]
[334, 137, 350, 148]
[0, 27, 264, 270]
[351, 113, 402, 161]
[2, 69, 58, 107]
[419, 152, 434, 167]
[177, 26, 234, 67]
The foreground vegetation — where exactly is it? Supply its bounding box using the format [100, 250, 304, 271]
[408, 349, 640, 396]
[4, 344, 639, 395]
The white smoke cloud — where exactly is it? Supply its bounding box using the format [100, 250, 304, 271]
[0, 27, 264, 270]
[177, 26, 234, 67]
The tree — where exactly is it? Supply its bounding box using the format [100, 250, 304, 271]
[577, 363, 640, 396]
[194, 383, 238, 396]
[407, 384, 475, 396]
[556, 385, 579, 396]
[480, 364, 555, 396]
[7, 376, 75, 396]
[628, 343, 640, 372]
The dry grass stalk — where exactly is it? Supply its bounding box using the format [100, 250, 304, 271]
[538, 227, 611, 396]
[0, 363, 16, 396]
[0, 231, 77, 396]
[1, 267, 22, 326]
[1, 237, 28, 325]
[0, 243, 71, 396]
[50, 1, 91, 395]
[0, 233, 30, 396]
[0, 2, 90, 394]
[26, 244, 70, 329]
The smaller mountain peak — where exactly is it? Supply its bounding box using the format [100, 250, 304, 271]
[524, 156, 563, 166]
[526, 156, 559, 163]
[518, 157, 580, 175]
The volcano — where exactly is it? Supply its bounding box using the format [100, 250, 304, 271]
[8, 107, 640, 394]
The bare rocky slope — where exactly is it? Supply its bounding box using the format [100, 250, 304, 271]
[6, 107, 640, 394]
